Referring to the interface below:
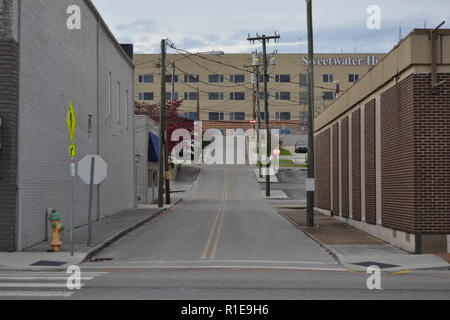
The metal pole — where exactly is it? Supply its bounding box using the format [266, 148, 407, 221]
[70, 159, 75, 256]
[87, 157, 95, 247]
[306, 0, 316, 227]
[158, 39, 166, 208]
[262, 37, 271, 197]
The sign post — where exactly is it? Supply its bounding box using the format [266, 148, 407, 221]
[77, 154, 108, 248]
[66, 101, 77, 256]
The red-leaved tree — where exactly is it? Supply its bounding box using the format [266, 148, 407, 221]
[135, 100, 194, 152]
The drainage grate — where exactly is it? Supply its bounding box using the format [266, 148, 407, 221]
[31, 260, 67, 267]
[351, 261, 400, 269]
[90, 258, 114, 263]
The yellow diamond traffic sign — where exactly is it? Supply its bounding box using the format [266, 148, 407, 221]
[69, 144, 76, 158]
[66, 101, 77, 142]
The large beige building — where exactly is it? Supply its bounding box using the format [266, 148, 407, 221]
[134, 53, 385, 132]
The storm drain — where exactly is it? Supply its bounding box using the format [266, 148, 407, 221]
[31, 260, 67, 267]
[90, 258, 114, 263]
[351, 261, 400, 269]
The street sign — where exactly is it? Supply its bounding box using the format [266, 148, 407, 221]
[69, 144, 76, 158]
[66, 101, 77, 142]
[77, 155, 107, 185]
[273, 148, 281, 157]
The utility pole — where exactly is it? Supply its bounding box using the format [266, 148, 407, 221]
[158, 39, 167, 208]
[306, 0, 316, 227]
[247, 34, 280, 197]
[196, 87, 200, 120]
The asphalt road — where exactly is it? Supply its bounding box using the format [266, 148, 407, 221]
[1, 165, 449, 300]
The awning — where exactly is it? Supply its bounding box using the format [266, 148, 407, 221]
[148, 132, 160, 163]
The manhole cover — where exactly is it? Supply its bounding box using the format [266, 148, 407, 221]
[31, 260, 67, 267]
[351, 261, 400, 269]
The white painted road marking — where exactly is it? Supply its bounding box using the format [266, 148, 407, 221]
[0, 271, 107, 298]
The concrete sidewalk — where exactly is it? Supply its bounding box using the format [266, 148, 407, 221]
[0, 166, 200, 271]
[277, 209, 450, 273]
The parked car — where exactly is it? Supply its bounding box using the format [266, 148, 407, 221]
[295, 141, 308, 154]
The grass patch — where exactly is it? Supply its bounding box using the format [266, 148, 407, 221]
[280, 148, 292, 156]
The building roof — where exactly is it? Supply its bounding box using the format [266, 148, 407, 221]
[314, 28, 450, 132]
[84, 0, 134, 68]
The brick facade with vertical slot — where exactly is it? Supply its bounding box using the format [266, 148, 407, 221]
[332, 123, 339, 216]
[414, 73, 450, 234]
[351, 109, 361, 221]
[380, 75, 416, 232]
[364, 100, 377, 225]
[315, 129, 331, 210]
[340, 117, 349, 218]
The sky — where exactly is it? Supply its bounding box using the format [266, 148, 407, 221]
[91, 0, 450, 54]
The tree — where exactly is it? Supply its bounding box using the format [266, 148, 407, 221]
[135, 100, 194, 152]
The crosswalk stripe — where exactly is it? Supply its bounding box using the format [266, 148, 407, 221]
[0, 291, 74, 297]
[0, 283, 85, 288]
[0, 277, 95, 280]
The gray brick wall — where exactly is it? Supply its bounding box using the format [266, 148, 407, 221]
[0, 39, 19, 252]
[0, 0, 19, 252]
[13, 0, 134, 250]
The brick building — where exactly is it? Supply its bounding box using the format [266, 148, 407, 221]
[314, 29, 450, 254]
[0, 0, 135, 251]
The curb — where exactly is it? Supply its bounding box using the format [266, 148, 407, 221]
[276, 210, 344, 266]
[81, 199, 183, 263]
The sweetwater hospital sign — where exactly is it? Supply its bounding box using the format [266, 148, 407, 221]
[301, 55, 381, 67]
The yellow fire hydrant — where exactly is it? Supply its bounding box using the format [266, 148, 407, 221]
[49, 210, 64, 252]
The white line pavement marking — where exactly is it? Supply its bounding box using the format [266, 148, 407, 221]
[92, 260, 334, 265]
[0, 277, 95, 280]
[0, 283, 85, 288]
[81, 265, 346, 271]
[0, 291, 74, 297]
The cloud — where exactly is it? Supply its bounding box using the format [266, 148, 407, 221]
[116, 19, 157, 32]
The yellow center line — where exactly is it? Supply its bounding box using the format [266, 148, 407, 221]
[210, 170, 229, 260]
[200, 168, 229, 260]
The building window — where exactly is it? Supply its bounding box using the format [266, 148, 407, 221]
[230, 92, 245, 100]
[276, 112, 291, 120]
[349, 74, 359, 83]
[166, 92, 178, 100]
[108, 72, 112, 117]
[209, 74, 224, 83]
[138, 74, 154, 83]
[117, 81, 121, 122]
[139, 92, 154, 101]
[275, 92, 291, 100]
[280, 127, 292, 134]
[259, 74, 270, 83]
[323, 74, 334, 83]
[184, 92, 199, 100]
[208, 92, 224, 100]
[300, 111, 308, 125]
[125, 90, 129, 129]
[166, 75, 178, 83]
[230, 112, 245, 121]
[299, 92, 308, 105]
[184, 112, 198, 120]
[184, 74, 199, 83]
[299, 74, 307, 87]
[275, 75, 291, 83]
[323, 91, 335, 100]
[230, 74, 245, 83]
[209, 112, 224, 121]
